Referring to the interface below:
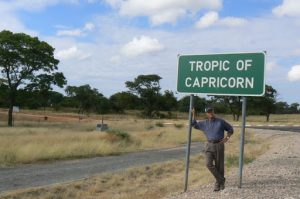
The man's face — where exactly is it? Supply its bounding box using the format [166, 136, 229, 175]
[206, 111, 215, 119]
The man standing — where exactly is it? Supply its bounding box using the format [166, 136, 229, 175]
[192, 107, 234, 192]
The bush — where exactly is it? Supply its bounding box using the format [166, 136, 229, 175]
[106, 129, 130, 140]
[174, 123, 184, 129]
[155, 122, 164, 127]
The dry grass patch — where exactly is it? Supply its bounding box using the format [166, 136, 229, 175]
[0, 155, 211, 199]
[0, 129, 271, 199]
[0, 126, 136, 166]
[0, 118, 205, 166]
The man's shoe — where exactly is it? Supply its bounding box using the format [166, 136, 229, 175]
[220, 178, 226, 190]
[213, 182, 220, 192]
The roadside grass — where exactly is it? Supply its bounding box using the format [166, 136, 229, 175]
[0, 110, 288, 166]
[0, 118, 206, 166]
[0, 129, 271, 199]
[0, 155, 212, 199]
[174, 123, 184, 129]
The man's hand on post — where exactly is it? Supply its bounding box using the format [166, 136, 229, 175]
[192, 107, 195, 121]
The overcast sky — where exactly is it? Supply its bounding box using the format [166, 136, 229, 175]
[0, 0, 300, 103]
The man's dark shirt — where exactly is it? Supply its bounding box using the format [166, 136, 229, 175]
[192, 117, 234, 141]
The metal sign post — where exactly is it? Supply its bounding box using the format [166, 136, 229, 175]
[238, 96, 247, 188]
[184, 94, 193, 192]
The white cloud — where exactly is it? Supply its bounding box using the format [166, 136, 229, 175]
[121, 35, 164, 57]
[55, 46, 91, 60]
[292, 48, 300, 56]
[195, 12, 247, 29]
[195, 11, 219, 28]
[9, 0, 80, 12]
[57, 29, 83, 37]
[55, 46, 78, 60]
[106, 0, 222, 25]
[56, 22, 95, 37]
[0, 2, 37, 34]
[84, 23, 95, 31]
[219, 17, 247, 27]
[105, 0, 122, 8]
[288, 65, 300, 81]
[273, 0, 300, 17]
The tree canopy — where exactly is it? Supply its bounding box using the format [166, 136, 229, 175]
[126, 74, 162, 117]
[0, 30, 66, 126]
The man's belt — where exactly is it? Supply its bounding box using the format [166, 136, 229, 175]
[207, 139, 222, 143]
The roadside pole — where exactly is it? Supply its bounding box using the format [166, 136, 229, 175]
[184, 94, 194, 192]
[238, 96, 247, 188]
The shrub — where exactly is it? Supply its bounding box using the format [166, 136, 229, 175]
[106, 129, 130, 141]
[155, 122, 164, 127]
[174, 123, 184, 129]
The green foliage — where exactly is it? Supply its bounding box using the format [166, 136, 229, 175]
[0, 84, 9, 107]
[158, 90, 178, 111]
[126, 74, 162, 117]
[0, 30, 65, 126]
[65, 84, 110, 115]
[110, 91, 141, 113]
[248, 85, 277, 121]
[211, 96, 242, 121]
[106, 129, 130, 140]
[178, 95, 207, 112]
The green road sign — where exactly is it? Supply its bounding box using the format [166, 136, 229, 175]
[177, 52, 265, 96]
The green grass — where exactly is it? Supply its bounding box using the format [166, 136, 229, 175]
[225, 155, 255, 168]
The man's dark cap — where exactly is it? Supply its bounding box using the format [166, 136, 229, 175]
[205, 107, 214, 113]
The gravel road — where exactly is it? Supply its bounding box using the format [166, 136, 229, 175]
[166, 129, 300, 199]
[0, 143, 204, 193]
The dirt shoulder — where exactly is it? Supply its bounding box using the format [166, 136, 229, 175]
[167, 129, 300, 199]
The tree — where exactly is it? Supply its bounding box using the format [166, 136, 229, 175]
[211, 96, 242, 121]
[48, 91, 64, 110]
[110, 92, 140, 113]
[289, 103, 300, 114]
[25, 72, 66, 113]
[158, 90, 178, 111]
[0, 84, 9, 107]
[275, 101, 289, 114]
[178, 95, 207, 112]
[248, 85, 277, 121]
[65, 84, 109, 115]
[0, 30, 62, 126]
[126, 74, 162, 117]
